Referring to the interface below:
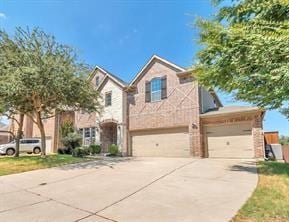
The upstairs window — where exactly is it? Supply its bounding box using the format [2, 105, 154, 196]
[151, 78, 162, 102]
[145, 76, 167, 103]
[105, 92, 112, 106]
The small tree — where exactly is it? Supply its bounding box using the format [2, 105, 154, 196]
[0, 27, 101, 157]
[60, 121, 75, 138]
[195, 0, 289, 115]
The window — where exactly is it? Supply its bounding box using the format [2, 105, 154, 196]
[84, 128, 90, 138]
[151, 78, 162, 101]
[95, 76, 100, 86]
[105, 92, 112, 106]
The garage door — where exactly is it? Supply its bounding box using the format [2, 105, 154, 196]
[131, 128, 190, 157]
[206, 123, 254, 158]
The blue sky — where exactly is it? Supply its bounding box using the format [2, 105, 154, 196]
[0, 0, 288, 135]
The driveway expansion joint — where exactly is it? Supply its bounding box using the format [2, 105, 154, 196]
[24, 188, 95, 215]
[0, 199, 51, 214]
[96, 159, 198, 214]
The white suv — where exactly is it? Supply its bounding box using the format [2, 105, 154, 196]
[0, 139, 42, 156]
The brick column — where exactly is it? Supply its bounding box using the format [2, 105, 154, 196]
[252, 115, 264, 158]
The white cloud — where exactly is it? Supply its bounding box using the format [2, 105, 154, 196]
[0, 12, 7, 19]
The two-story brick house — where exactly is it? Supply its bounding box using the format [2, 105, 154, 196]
[15, 55, 265, 158]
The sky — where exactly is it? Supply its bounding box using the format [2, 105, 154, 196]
[0, 0, 288, 135]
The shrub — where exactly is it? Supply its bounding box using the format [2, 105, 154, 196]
[83, 147, 90, 155]
[90, 144, 101, 154]
[279, 135, 289, 146]
[108, 144, 119, 156]
[57, 147, 72, 155]
[61, 132, 82, 150]
[72, 147, 89, 157]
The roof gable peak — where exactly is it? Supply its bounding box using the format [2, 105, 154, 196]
[130, 55, 186, 86]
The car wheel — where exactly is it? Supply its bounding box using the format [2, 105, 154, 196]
[33, 147, 41, 154]
[6, 148, 15, 156]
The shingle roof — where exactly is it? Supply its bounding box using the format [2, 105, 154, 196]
[98, 67, 129, 86]
[200, 106, 262, 117]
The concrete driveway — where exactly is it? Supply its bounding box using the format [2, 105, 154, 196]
[0, 157, 257, 222]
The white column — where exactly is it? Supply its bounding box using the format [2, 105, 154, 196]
[117, 124, 122, 152]
[95, 125, 101, 145]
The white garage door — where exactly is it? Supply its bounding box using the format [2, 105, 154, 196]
[206, 123, 254, 158]
[131, 128, 190, 157]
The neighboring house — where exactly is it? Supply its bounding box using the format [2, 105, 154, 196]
[10, 55, 265, 159]
[75, 66, 129, 154]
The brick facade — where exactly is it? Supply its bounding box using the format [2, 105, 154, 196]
[8, 56, 265, 158]
[128, 59, 202, 157]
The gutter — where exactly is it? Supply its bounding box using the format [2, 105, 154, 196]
[200, 109, 264, 118]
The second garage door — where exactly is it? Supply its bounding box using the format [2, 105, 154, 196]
[131, 127, 190, 157]
[206, 123, 254, 158]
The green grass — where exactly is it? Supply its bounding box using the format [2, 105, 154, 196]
[0, 154, 92, 176]
[233, 161, 289, 222]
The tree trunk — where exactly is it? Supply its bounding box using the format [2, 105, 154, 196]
[15, 113, 24, 157]
[36, 111, 46, 157]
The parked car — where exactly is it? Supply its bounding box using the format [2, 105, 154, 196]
[0, 139, 41, 156]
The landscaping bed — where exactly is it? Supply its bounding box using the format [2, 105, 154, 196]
[233, 161, 289, 222]
[0, 154, 92, 176]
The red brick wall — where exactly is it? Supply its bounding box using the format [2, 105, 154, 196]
[128, 59, 202, 156]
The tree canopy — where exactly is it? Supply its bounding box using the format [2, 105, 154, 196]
[0, 27, 101, 156]
[196, 0, 289, 114]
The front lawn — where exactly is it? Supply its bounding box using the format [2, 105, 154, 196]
[0, 154, 92, 176]
[233, 161, 289, 222]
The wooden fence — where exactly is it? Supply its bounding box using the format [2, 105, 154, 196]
[264, 131, 279, 144]
[283, 145, 289, 163]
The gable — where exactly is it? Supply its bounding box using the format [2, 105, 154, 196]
[130, 55, 186, 86]
[89, 65, 127, 89]
[98, 76, 124, 93]
[90, 69, 106, 88]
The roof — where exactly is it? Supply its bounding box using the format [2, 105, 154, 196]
[200, 106, 263, 118]
[89, 55, 225, 107]
[89, 65, 128, 88]
[130, 55, 186, 86]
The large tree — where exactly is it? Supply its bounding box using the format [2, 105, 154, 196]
[0, 27, 101, 157]
[195, 0, 289, 115]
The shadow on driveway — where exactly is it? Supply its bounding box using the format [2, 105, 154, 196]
[229, 160, 258, 174]
[57, 157, 133, 171]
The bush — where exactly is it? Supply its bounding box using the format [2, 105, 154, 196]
[72, 147, 90, 157]
[108, 144, 119, 156]
[279, 135, 289, 146]
[90, 144, 101, 154]
[61, 132, 82, 150]
[83, 147, 90, 155]
[57, 147, 72, 155]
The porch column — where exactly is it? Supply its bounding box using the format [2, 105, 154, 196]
[95, 125, 101, 145]
[117, 124, 123, 152]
